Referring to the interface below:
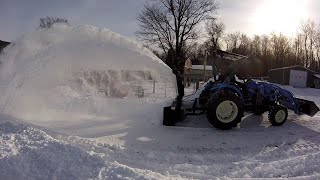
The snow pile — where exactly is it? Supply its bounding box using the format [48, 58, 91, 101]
[0, 116, 183, 180]
[0, 118, 104, 179]
[0, 24, 176, 127]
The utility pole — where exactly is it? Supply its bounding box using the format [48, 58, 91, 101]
[203, 51, 210, 81]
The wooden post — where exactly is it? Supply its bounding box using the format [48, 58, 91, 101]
[196, 79, 199, 90]
[153, 79, 156, 93]
[164, 82, 167, 98]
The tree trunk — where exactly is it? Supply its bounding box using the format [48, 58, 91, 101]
[304, 35, 309, 68]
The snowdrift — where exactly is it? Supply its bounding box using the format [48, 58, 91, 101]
[0, 24, 176, 128]
[0, 119, 104, 180]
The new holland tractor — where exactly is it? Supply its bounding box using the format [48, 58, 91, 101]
[163, 51, 319, 130]
[163, 75, 319, 129]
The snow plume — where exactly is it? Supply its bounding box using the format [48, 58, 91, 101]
[0, 24, 176, 126]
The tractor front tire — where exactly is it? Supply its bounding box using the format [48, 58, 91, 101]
[268, 105, 288, 126]
[206, 91, 244, 130]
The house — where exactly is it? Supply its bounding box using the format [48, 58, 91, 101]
[268, 65, 319, 88]
[187, 50, 247, 82]
[191, 65, 214, 82]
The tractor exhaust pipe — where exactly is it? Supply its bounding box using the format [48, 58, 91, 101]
[296, 98, 319, 117]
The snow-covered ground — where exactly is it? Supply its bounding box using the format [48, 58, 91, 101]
[1, 25, 320, 179]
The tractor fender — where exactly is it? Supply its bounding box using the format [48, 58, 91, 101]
[209, 84, 244, 103]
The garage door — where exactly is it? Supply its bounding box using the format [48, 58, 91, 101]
[289, 70, 307, 88]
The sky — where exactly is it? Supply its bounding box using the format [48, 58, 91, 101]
[0, 0, 320, 42]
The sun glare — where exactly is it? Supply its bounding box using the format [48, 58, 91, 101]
[251, 0, 308, 36]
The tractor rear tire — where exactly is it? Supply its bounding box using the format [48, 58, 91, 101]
[206, 91, 244, 130]
[268, 105, 288, 126]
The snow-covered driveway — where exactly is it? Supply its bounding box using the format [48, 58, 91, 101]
[86, 113, 320, 179]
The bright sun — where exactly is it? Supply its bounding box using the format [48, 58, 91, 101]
[251, 0, 308, 36]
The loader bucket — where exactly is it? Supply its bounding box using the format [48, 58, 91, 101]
[296, 98, 320, 117]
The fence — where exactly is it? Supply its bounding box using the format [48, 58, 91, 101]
[130, 80, 177, 98]
[95, 80, 177, 99]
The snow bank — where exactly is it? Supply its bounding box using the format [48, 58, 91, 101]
[0, 119, 104, 179]
[0, 24, 176, 128]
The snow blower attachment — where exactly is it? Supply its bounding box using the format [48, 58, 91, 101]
[163, 71, 186, 126]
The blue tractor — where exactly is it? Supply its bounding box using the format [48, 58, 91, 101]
[163, 75, 320, 130]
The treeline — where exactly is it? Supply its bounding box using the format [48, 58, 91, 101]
[185, 20, 320, 75]
[136, 0, 320, 76]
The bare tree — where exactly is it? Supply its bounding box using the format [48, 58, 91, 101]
[224, 32, 252, 55]
[293, 33, 303, 65]
[136, 0, 218, 73]
[250, 35, 261, 57]
[299, 20, 317, 68]
[315, 26, 320, 65]
[206, 19, 225, 52]
[237, 33, 251, 55]
[224, 32, 241, 52]
[270, 33, 291, 68]
[39, 16, 69, 29]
